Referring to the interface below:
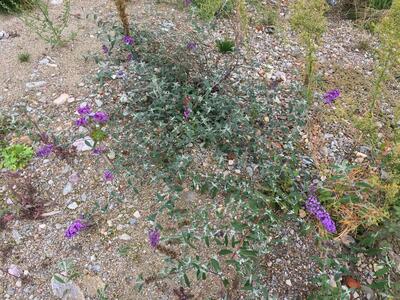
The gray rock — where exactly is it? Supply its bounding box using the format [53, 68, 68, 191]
[26, 81, 47, 90]
[51, 275, 84, 300]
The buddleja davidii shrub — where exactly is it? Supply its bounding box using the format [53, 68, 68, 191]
[290, 0, 328, 103]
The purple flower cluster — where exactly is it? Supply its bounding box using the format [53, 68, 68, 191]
[74, 104, 109, 126]
[183, 107, 192, 120]
[305, 195, 337, 233]
[103, 170, 114, 182]
[123, 35, 134, 46]
[65, 219, 87, 238]
[187, 41, 197, 51]
[148, 228, 160, 249]
[92, 146, 107, 155]
[323, 89, 340, 104]
[93, 111, 109, 123]
[36, 144, 53, 158]
[77, 104, 91, 115]
[102, 45, 109, 55]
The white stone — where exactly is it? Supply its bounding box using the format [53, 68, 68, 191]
[53, 94, 69, 105]
[63, 182, 73, 195]
[118, 234, 131, 241]
[67, 202, 78, 210]
[285, 279, 292, 286]
[133, 211, 141, 218]
[72, 137, 94, 152]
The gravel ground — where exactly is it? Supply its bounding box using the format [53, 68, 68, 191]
[1, 0, 397, 299]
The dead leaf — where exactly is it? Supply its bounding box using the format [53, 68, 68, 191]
[343, 276, 361, 289]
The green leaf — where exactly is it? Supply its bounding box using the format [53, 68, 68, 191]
[210, 258, 221, 273]
[219, 249, 233, 255]
[238, 249, 257, 258]
[374, 266, 390, 277]
[183, 273, 190, 287]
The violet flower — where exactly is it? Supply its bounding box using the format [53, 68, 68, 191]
[123, 35, 134, 46]
[127, 53, 133, 61]
[75, 117, 89, 127]
[323, 89, 340, 104]
[305, 195, 337, 233]
[103, 170, 114, 182]
[102, 45, 109, 55]
[65, 219, 87, 238]
[93, 112, 109, 123]
[115, 70, 126, 79]
[92, 146, 107, 155]
[183, 107, 192, 120]
[187, 41, 197, 51]
[77, 104, 91, 115]
[148, 228, 160, 249]
[36, 144, 53, 158]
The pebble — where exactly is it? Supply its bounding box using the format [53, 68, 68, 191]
[130, 218, 138, 225]
[133, 210, 141, 218]
[63, 182, 73, 195]
[12, 230, 22, 244]
[228, 160, 234, 166]
[67, 202, 79, 210]
[53, 93, 70, 105]
[285, 279, 292, 286]
[8, 265, 23, 278]
[118, 233, 132, 241]
[16, 280, 22, 288]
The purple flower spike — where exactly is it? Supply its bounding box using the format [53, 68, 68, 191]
[103, 170, 114, 182]
[127, 53, 133, 61]
[65, 219, 87, 238]
[187, 41, 197, 51]
[75, 117, 89, 127]
[36, 144, 53, 158]
[148, 228, 160, 249]
[123, 35, 134, 46]
[102, 45, 109, 55]
[305, 195, 337, 233]
[183, 107, 192, 120]
[77, 104, 91, 115]
[93, 112, 109, 123]
[323, 89, 340, 104]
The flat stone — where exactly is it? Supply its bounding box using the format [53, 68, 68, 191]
[285, 279, 292, 286]
[8, 265, 22, 278]
[26, 81, 46, 90]
[53, 94, 70, 105]
[133, 211, 141, 218]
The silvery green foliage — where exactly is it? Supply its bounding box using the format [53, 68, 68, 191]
[95, 26, 312, 296]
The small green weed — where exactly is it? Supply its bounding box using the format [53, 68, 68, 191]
[18, 52, 30, 63]
[0, 144, 33, 171]
[216, 38, 235, 53]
